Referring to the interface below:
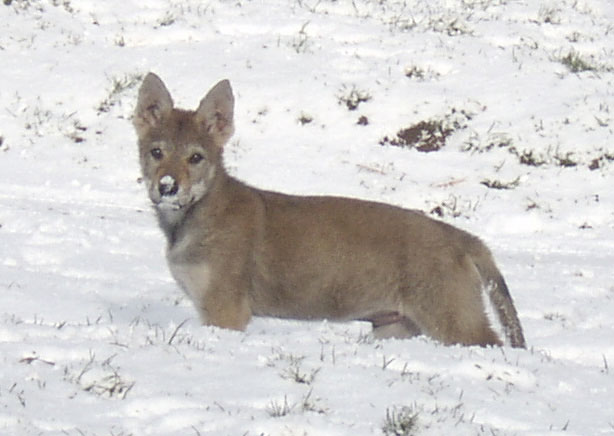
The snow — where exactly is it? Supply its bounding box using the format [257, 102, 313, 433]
[1, 0, 613, 434]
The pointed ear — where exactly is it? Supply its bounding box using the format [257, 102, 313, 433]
[195, 79, 235, 148]
[133, 73, 174, 138]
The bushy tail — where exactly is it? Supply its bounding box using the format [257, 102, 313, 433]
[473, 248, 526, 348]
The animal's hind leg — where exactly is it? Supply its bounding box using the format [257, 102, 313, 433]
[406, 256, 503, 347]
[365, 312, 422, 339]
[408, 291, 502, 346]
[373, 318, 422, 339]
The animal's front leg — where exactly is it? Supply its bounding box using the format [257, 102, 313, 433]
[169, 261, 252, 330]
[197, 281, 252, 330]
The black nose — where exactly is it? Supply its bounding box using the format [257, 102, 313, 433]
[158, 175, 178, 197]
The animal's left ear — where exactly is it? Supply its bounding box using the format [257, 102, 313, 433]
[195, 79, 235, 148]
[133, 72, 174, 139]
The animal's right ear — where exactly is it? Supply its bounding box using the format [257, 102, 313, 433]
[133, 72, 174, 138]
[195, 79, 235, 149]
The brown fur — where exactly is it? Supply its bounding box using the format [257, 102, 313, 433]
[133, 73, 526, 348]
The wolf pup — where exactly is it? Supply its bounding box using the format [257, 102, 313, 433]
[133, 73, 525, 348]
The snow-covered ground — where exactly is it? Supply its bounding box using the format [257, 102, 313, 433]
[1, 0, 613, 434]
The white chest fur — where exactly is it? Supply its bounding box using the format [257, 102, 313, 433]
[167, 238, 212, 322]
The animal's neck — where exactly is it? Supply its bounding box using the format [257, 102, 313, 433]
[156, 206, 187, 246]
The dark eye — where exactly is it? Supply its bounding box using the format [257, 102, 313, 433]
[188, 153, 204, 165]
[150, 148, 163, 160]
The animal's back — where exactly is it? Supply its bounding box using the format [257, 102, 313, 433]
[249, 191, 479, 317]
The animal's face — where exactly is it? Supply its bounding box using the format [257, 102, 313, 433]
[139, 136, 217, 212]
[137, 105, 221, 214]
[133, 73, 235, 216]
